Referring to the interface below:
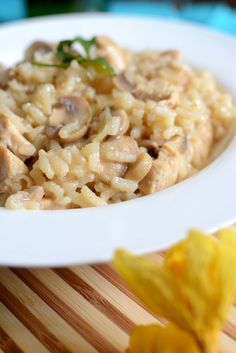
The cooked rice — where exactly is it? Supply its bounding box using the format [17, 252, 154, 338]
[0, 37, 235, 210]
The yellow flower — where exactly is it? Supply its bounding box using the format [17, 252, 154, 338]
[114, 228, 236, 353]
[127, 323, 200, 353]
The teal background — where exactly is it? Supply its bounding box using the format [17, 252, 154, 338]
[0, 1, 236, 36]
[0, 0, 26, 21]
[108, 2, 236, 35]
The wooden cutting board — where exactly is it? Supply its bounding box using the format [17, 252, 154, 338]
[0, 253, 236, 353]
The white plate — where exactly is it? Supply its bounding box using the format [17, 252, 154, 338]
[1, 14, 236, 267]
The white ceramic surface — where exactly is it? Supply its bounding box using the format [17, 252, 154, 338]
[1, 14, 236, 267]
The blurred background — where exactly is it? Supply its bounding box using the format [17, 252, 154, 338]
[1, 0, 236, 35]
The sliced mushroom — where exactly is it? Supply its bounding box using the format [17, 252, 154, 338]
[0, 114, 36, 160]
[157, 91, 180, 108]
[113, 74, 135, 92]
[139, 140, 161, 149]
[48, 96, 92, 143]
[0, 145, 28, 192]
[111, 109, 130, 136]
[139, 139, 161, 158]
[101, 136, 139, 163]
[133, 80, 179, 108]
[96, 36, 127, 73]
[45, 125, 60, 139]
[125, 152, 152, 183]
[25, 41, 53, 61]
[99, 161, 127, 183]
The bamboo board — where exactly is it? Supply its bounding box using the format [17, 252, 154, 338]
[0, 254, 236, 353]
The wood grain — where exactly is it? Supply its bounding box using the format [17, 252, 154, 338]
[0, 326, 24, 353]
[0, 258, 235, 353]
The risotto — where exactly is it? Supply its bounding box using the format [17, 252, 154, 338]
[0, 36, 235, 210]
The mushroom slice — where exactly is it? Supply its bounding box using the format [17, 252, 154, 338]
[133, 80, 179, 108]
[96, 36, 127, 73]
[48, 96, 92, 143]
[25, 41, 53, 61]
[0, 114, 36, 160]
[99, 161, 127, 183]
[0, 146, 28, 192]
[125, 152, 152, 183]
[101, 136, 139, 163]
[157, 91, 180, 108]
[45, 125, 60, 139]
[139, 139, 161, 158]
[133, 89, 179, 108]
[111, 109, 130, 136]
[139, 140, 161, 149]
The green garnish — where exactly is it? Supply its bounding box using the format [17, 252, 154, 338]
[73, 36, 97, 57]
[82, 57, 115, 76]
[32, 61, 68, 68]
[32, 36, 115, 76]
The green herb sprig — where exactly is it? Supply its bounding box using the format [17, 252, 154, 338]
[33, 36, 115, 76]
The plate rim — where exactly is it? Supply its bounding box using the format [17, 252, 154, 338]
[1, 13, 236, 267]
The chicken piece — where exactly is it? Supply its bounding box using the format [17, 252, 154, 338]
[140, 118, 213, 195]
[0, 114, 35, 160]
[139, 136, 185, 194]
[96, 36, 127, 73]
[0, 145, 28, 192]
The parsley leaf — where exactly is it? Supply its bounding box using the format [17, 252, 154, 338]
[83, 58, 115, 76]
[74, 36, 96, 58]
[32, 36, 115, 76]
[32, 61, 68, 68]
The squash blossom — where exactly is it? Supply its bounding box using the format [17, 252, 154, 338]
[126, 323, 201, 353]
[114, 228, 236, 353]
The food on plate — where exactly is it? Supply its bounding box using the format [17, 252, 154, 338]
[0, 36, 235, 209]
